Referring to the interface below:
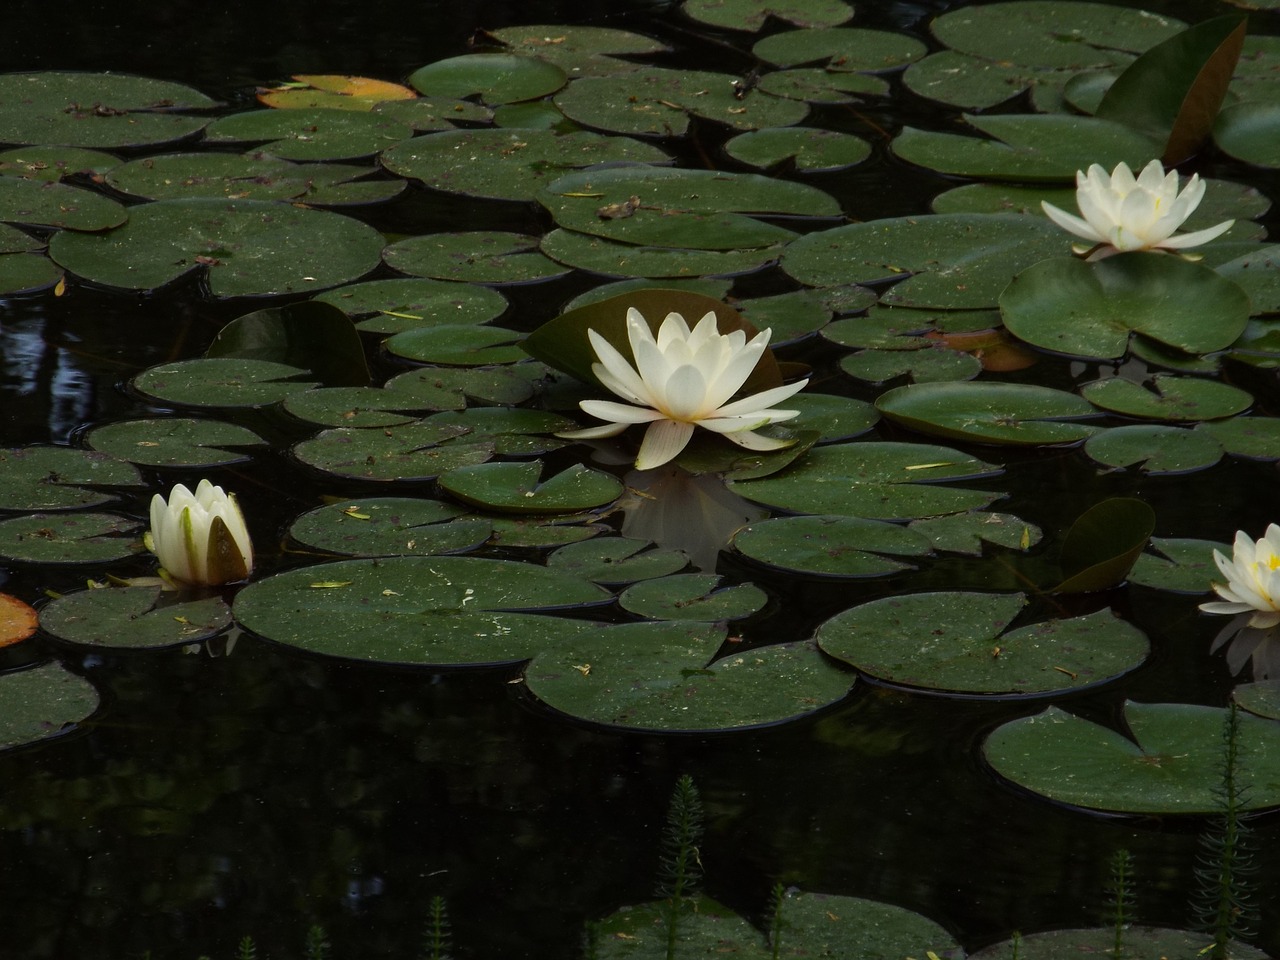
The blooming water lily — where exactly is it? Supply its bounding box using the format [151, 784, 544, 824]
[1041, 159, 1233, 258]
[1200, 524, 1280, 629]
[149, 479, 254, 586]
[559, 307, 808, 470]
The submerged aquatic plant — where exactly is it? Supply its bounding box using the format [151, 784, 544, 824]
[148, 479, 254, 586]
[1105, 848, 1136, 960]
[657, 773, 705, 960]
[1041, 159, 1233, 259]
[558, 307, 808, 470]
[1200, 525, 1280, 629]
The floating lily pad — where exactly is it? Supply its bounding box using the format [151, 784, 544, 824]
[876, 382, 1097, 445]
[984, 700, 1280, 813]
[618, 573, 767, 621]
[0, 512, 143, 564]
[383, 232, 569, 284]
[1217, 244, 1280, 316]
[818, 592, 1146, 695]
[774, 891, 963, 960]
[970, 926, 1268, 960]
[751, 28, 926, 71]
[314, 278, 508, 333]
[288, 498, 491, 557]
[50, 198, 385, 296]
[207, 300, 370, 388]
[892, 114, 1159, 181]
[0, 253, 61, 294]
[0, 146, 121, 181]
[0, 662, 99, 752]
[546, 537, 688, 585]
[372, 96, 493, 131]
[381, 128, 668, 201]
[232, 555, 610, 666]
[681, 0, 853, 31]
[909, 512, 1042, 556]
[0, 72, 215, 148]
[1001, 253, 1251, 360]
[281, 386, 426, 429]
[729, 441, 1002, 520]
[291, 422, 493, 482]
[1235, 680, 1280, 722]
[1081, 374, 1251, 420]
[540, 228, 787, 279]
[0, 447, 143, 511]
[0, 176, 126, 230]
[484, 25, 671, 72]
[1083, 425, 1223, 475]
[204, 108, 412, 161]
[1129, 537, 1227, 593]
[782, 214, 1067, 309]
[1215, 101, 1280, 168]
[40, 585, 232, 649]
[487, 516, 610, 549]
[732, 515, 932, 577]
[1196, 416, 1280, 459]
[563, 278, 733, 312]
[739, 287, 873, 343]
[256, 74, 417, 111]
[385, 324, 527, 366]
[524, 626, 853, 732]
[407, 54, 567, 104]
[382, 365, 539, 411]
[131, 358, 318, 409]
[722, 127, 871, 171]
[784, 393, 878, 443]
[931, 182, 1077, 216]
[85, 418, 265, 468]
[841, 346, 982, 384]
[755, 69, 887, 103]
[439, 461, 623, 514]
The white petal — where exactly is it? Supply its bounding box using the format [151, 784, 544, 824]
[720, 429, 797, 451]
[635, 419, 695, 470]
[662, 363, 711, 419]
[1042, 201, 1105, 243]
[558, 421, 631, 439]
[578, 399, 667, 424]
[1156, 219, 1234, 249]
[588, 330, 651, 405]
[715, 379, 809, 417]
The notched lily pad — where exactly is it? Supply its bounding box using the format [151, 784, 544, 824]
[0, 176, 126, 231]
[1083, 424, 1224, 475]
[0, 662, 99, 752]
[681, 0, 854, 32]
[546, 537, 688, 585]
[0, 512, 143, 564]
[722, 127, 871, 172]
[289, 498, 491, 557]
[876, 382, 1097, 446]
[1129, 537, 1227, 592]
[751, 28, 926, 71]
[618, 573, 767, 621]
[0, 447, 144, 511]
[1081, 373, 1251, 421]
[439, 461, 623, 514]
[313, 277, 508, 333]
[407, 53, 567, 104]
[40, 585, 232, 649]
[384, 232, 569, 284]
[732, 515, 932, 578]
[131, 358, 318, 409]
[85, 418, 265, 468]
[203, 108, 413, 161]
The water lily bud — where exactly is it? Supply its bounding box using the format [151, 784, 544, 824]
[149, 479, 253, 586]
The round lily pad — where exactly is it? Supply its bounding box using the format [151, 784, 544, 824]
[487, 516, 609, 549]
[1081, 374, 1252, 421]
[681, 0, 854, 31]
[784, 393, 878, 443]
[1215, 101, 1280, 167]
[407, 54, 567, 104]
[0, 252, 59, 294]
[722, 127, 871, 172]
[85, 418, 265, 468]
[288, 498, 491, 557]
[618, 574, 767, 621]
[40, 585, 232, 649]
[0, 176, 126, 231]
[105, 153, 399, 204]
[439, 461, 623, 514]
[751, 28, 926, 71]
[382, 365, 539, 411]
[131, 358, 318, 409]
[383, 232, 569, 284]
[0, 146, 121, 181]
[484, 25, 671, 72]
[1236, 680, 1280, 722]
[203, 108, 413, 161]
[1196, 416, 1280, 459]
[841, 346, 982, 385]
[909, 511, 1042, 556]
[291, 423, 494, 482]
[1000, 253, 1251, 360]
[523, 625, 854, 732]
[1083, 424, 1223, 475]
[984, 700, 1280, 813]
[729, 441, 1002, 520]
[546, 537, 688, 585]
[0, 662, 99, 752]
[313, 277, 508, 333]
[818, 592, 1147, 695]
[0, 512, 143, 564]
[732, 515, 932, 578]
[50, 198, 385, 297]
[876, 382, 1098, 445]
[773, 891, 962, 960]
[0, 72, 215, 148]
[970, 927, 1269, 960]
[380, 128, 668, 201]
[1129, 537, 1228, 592]
[755, 69, 887, 103]
[0, 447, 143, 511]
[540, 228, 787, 280]
[384, 324, 527, 366]
[232, 555, 610, 666]
[281, 386, 428, 429]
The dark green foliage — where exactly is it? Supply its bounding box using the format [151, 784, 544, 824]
[1192, 702, 1258, 959]
[305, 925, 332, 960]
[767, 882, 787, 960]
[235, 937, 257, 960]
[422, 895, 452, 960]
[657, 774, 705, 960]
[1105, 849, 1136, 960]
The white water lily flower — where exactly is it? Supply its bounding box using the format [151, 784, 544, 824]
[1041, 159, 1233, 257]
[559, 307, 808, 471]
[1200, 524, 1280, 629]
[149, 479, 254, 586]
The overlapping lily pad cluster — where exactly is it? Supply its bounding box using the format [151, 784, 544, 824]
[3, 1, 1280, 953]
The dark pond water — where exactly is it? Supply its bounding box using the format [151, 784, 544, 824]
[3, 0, 1280, 958]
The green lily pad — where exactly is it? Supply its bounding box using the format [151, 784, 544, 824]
[380, 129, 668, 201]
[0, 253, 61, 294]
[553, 68, 808, 136]
[439, 461, 623, 514]
[931, 182, 1077, 216]
[208, 299, 370, 387]
[0, 447, 143, 511]
[1215, 101, 1280, 167]
[1001, 253, 1251, 360]
[732, 515, 932, 577]
[382, 365, 539, 411]
[232, 555, 610, 666]
[1051, 497, 1155, 594]
[131, 358, 318, 409]
[1129, 537, 1228, 593]
[561, 278, 732, 313]
[755, 69, 887, 103]
[313, 278, 508, 333]
[203, 108, 412, 161]
[618, 573, 767, 621]
[784, 393, 878, 443]
[751, 28, 926, 71]
[1196, 416, 1280, 459]
[281, 386, 429, 429]
[0, 512, 143, 564]
[0, 176, 126, 230]
[483, 25, 670, 72]
[773, 891, 963, 960]
[524, 626, 853, 732]
[1083, 424, 1224, 475]
[383, 232, 569, 284]
[729, 441, 1002, 520]
[40, 586, 232, 649]
[1235, 680, 1280, 722]
[0, 72, 215, 148]
[407, 53, 567, 104]
[0, 223, 43, 253]
[487, 516, 610, 549]
[983, 701, 1280, 813]
[722, 127, 871, 172]
[384, 324, 526, 366]
[0, 662, 99, 752]
[738, 287, 874, 344]
[546, 537, 688, 585]
[909, 512, 1042, 556]
[372, 96, 493, 131]
[817, 592, 1147, 695]
[291, 422, 493, 482]
[0, 146, 121, 181]
[288, 498, 491, 557]
[538, 166, 837, 250]
[841, 347, 982, 385]
[893, 114, 1159, 181]
[876, 382, 1097, 445]
[681, 0, 853, 31]
[970, 926, 1268, 960]
[49, 198, 385, 296]
[1081, 374, 1252, 421]
[1217, 244, 1280, 316]
[540, 228, 786, 279]
[782, 214, 1068, 309]
[84, 418, 265, 468]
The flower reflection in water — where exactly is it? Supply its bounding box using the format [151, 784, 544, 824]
[1211, 615, 1280, 681]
